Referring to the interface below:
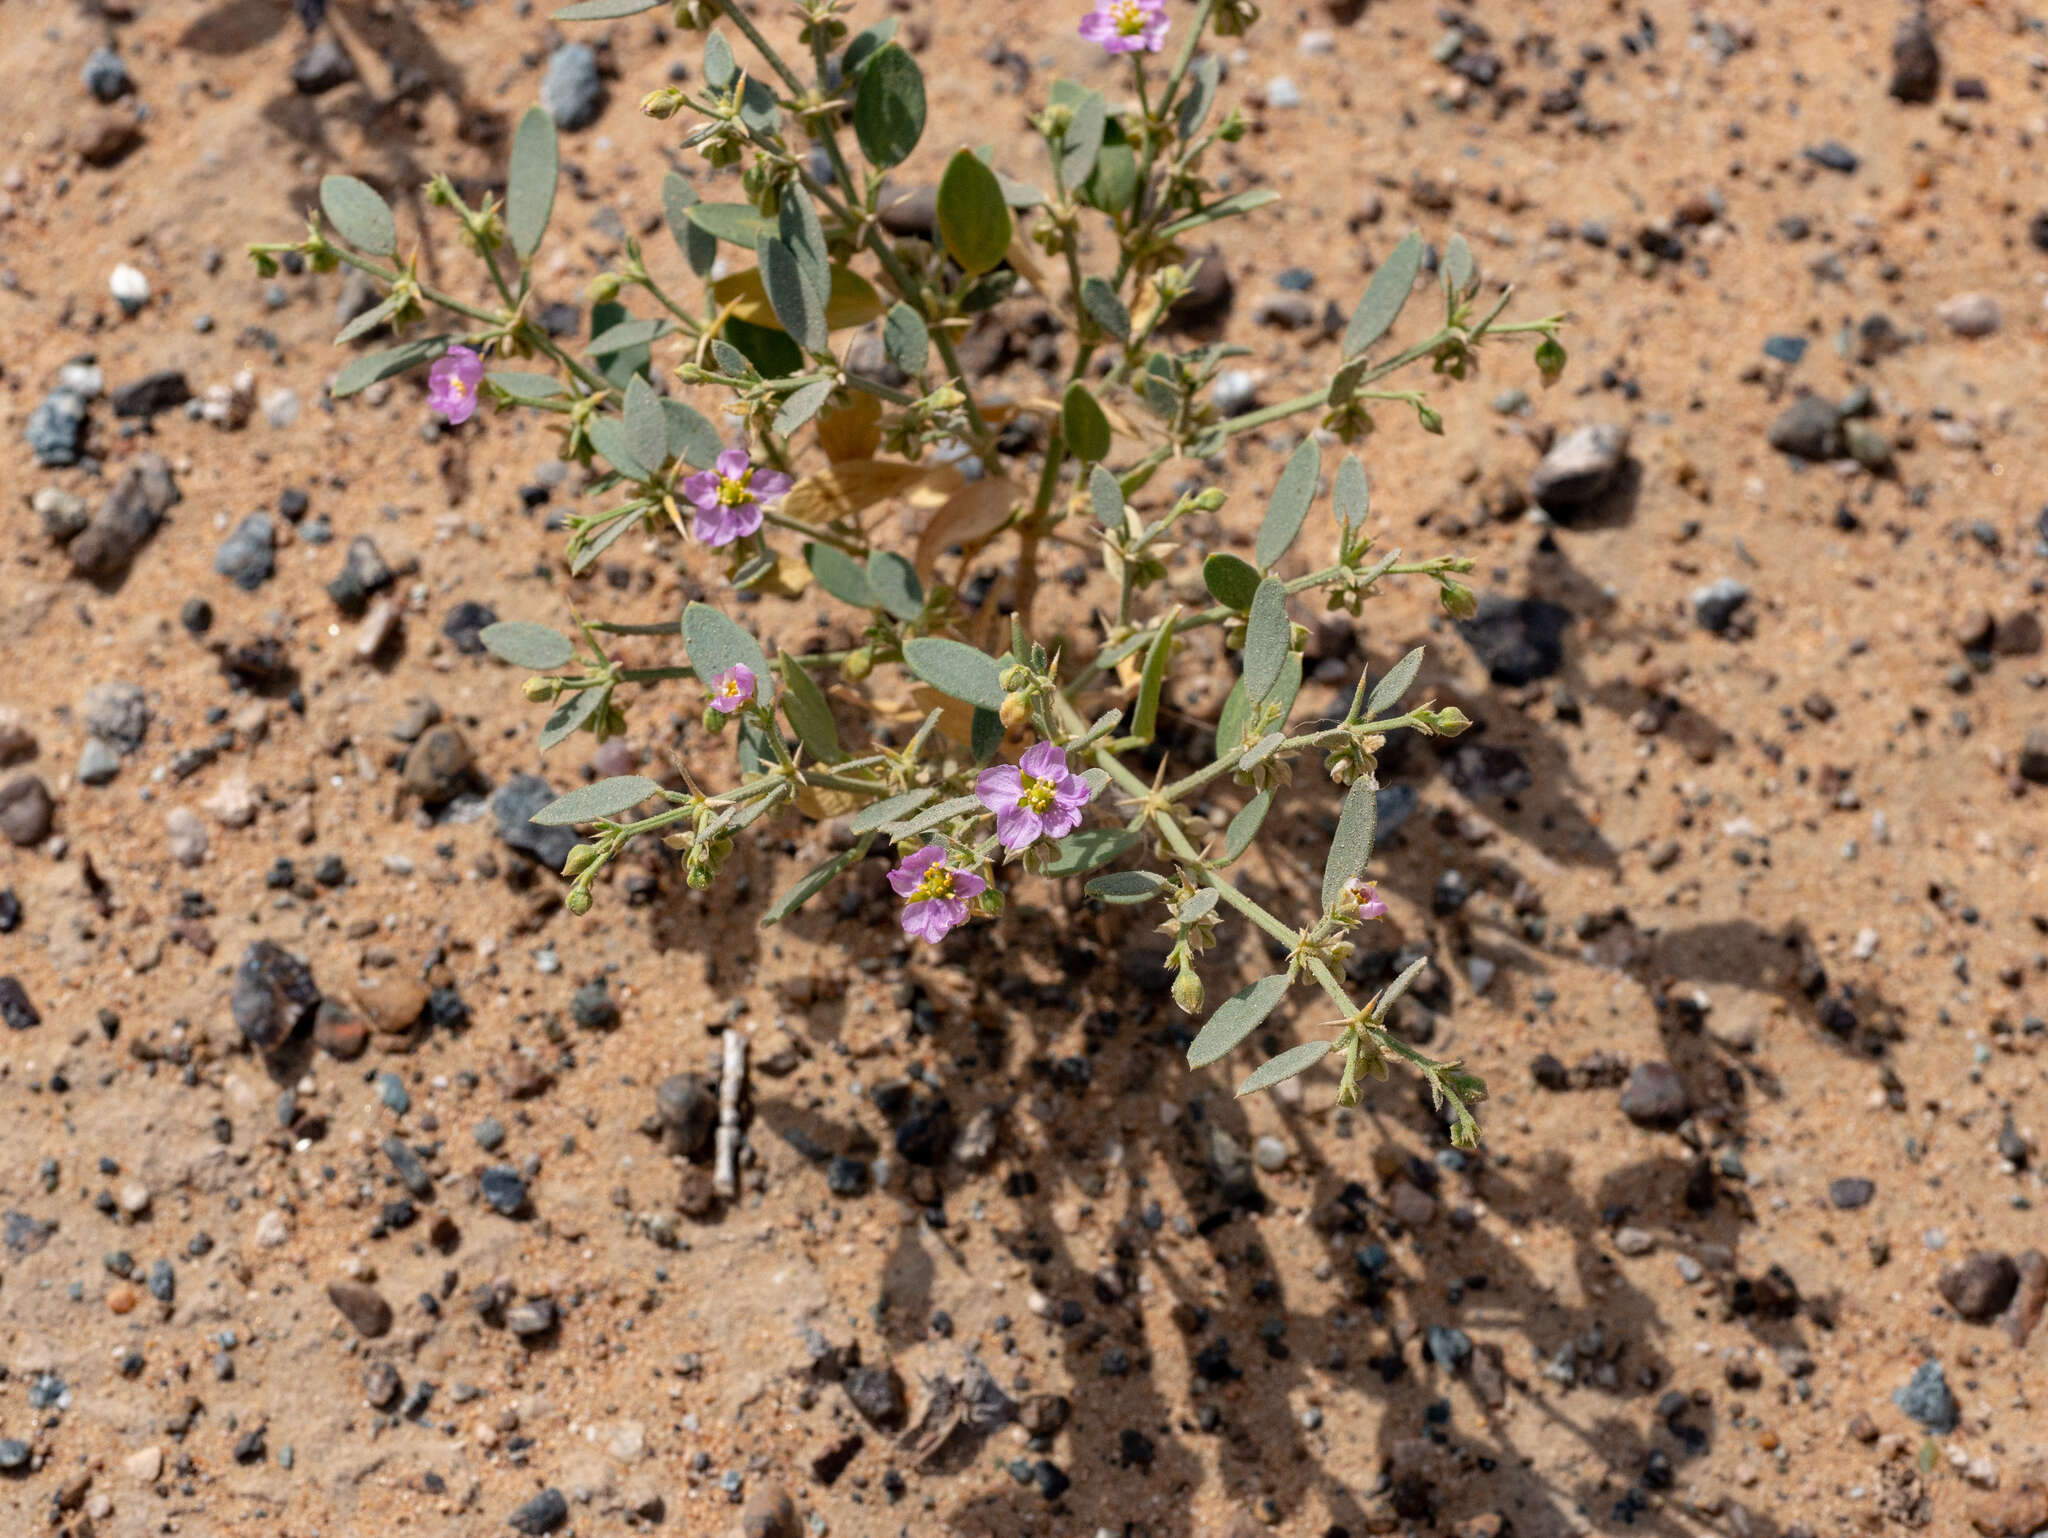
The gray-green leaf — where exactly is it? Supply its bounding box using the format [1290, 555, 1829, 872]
[1203, 553, 1260, 610]
[531, 775, 663, 826]
[586, 418, 651, 483]
[1041, 827, 1139, 878]
[506, 107, 558, 260]
[539, 684, 607, 750]
[1236, 1039, 1335, 1097]
[1344, 229, 1425, 359]
[661, 398, 722, 468]
[883, 303, 928, 376]
[1367, 644, 1424, 717]
[867, 551, 923, 622]
[320, 174, 395, 255]
[687, 202, 773, 249]
[1088, 464, 1124, 530]
[1158, 188, 1280, 240]
[1057, 86, 1107, 190]
[588, 316, 673, 355]
[480, 621, 575, 669]
[853, 43, 925, 169]
[805, 542, 876, 608]
[774, 378, 834, 435]
[1176, 54, 1221, 140]
[1376, 955, 1430, 1016]
[485, 370, 566, 400]
[623, 375, 667, 475]
[1223, 790, 1273, 863]
[850, 787, 934, 832]
[1085, 869, 1165, 904]
[762, 840, 869, 926]
[1242, 577, 1290, 704]
[1254, 435, 1322, 571]
[1321, 775, 1379, 913]
[779, 654, 842, 762]
[1080, 275, 1130, 342]
[1333, 453, 1370, 530]
[331, 336, 447, 398]
[681, 602, 769, 688]
[757, 235, 826, 352]
[1187, 974, 1292, 1068]
[661, 172, 717, 276]
[1443, 232, 1476, 298]
[936, 149, 1011, 276]
[552, 0, 658, 17]
[1061, 381, 1111, 464]
[902, 637, 1005, 711]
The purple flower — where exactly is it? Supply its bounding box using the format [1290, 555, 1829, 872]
[708, 663, 756, 715]
[427, 345, 484, 425]
[1079, 0, 1168, 53]
[888, 845, 987, 943]
[975, 740, 1094, 853]
[682, 447, 794, 549]
[1344, 878, 1389, 921]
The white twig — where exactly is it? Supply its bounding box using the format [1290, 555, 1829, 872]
[713, 1029, 747, 1199]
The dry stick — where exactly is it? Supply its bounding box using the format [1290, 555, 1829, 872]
[713, 1028, 748, 1200]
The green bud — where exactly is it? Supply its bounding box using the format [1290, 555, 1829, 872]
[1430, 705, 1473, 737]
[524, 675, 563, 703]
[566, 885, 593, 916]
[1535, 335, 1567, 385]
[1437, 579, 1477, 621]
[1217, 106, 1248, 141]
[250, 249, 279, 278]
[840, 646, 874, 683]
[998, 663, 1032, 693]
[1193, 488, 1228, 513]
[562, 843, 603, 879]
[1172, 965, 1205, 1015]
[1416, 402, 1445, 435]
[702, 703, 730, 733]
[640, 87, 687, 120]
[588, 271, 623, 304]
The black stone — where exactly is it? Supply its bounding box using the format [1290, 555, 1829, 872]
[110, 370, 192, 418]
[442, 601, 499, 655]
[844, 1364, 907, 1429]
[0, 977, 40, 1032]
[479, 1165, 528, 1217]
[507, 1488, 569, 1535]
[894, 1098, 954, 1167]
[1828, 1177, 1875, 1210]
[492, 775, 580, 871]
[230, 941, 321, 1051]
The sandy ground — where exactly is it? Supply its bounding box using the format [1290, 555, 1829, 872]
[3, 0, 2047, 1535]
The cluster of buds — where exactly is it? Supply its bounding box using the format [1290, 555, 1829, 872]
[662, 803, 737, 890]
[1159, 878, 1222, 1014]
[1323, 729, 1386, 788]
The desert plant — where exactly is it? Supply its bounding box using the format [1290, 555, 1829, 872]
[252, 0, 1566, 1146]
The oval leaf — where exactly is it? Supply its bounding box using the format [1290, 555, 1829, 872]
[1344, 229, 1425, 360]
[688, 201, 774, 248]
[320, 174, 395, 255]
[1088, 464, 1125, 530]
[884, 302, 929, 375]
[758, 235, 827, 352]
[662, 398, 722, 468]
[1086, 869, 1164, 904]
[853, 43, 926, 170]
[485, 370, 566, 400]
[1061, 380, 1112, 464]
[1241, 577, 1291, 704]
[1223, 790, 1273, 863]
[1041, 827, 1139, 878]
[553, 0, 658, 16]
[1255, 435, 1322, 571]
[936, 148, 1012, 277]
[540, 683, 607, 750]
[1236, 1039, 1336, 1098]
[805, 542, 878, 608]
[850, 787, 935, 832]
[1321, 775, 1380, 913]
[588, 316, 674, 355]
[681, 602, 769, 688]
[1188, 974, 1293, 1069]
[331, 336, 447, 398]
[507, 107, 558, 260]
[1061, 88, 1108, 188]
[775, 378, 835, 436]
[1367, 645, 1425, 718]
[1333, 453, 1370, 530]
[1080, 275, 1130, 341]
[779, 655, 842, 762]
[481, 621, 575, 669]
[662, 172, 717, 276]
[624, 374, 667, 474]
[868, 550, 923, 622]
[903, 637, 1005, 711]
[531, 775, 664, 826]
[586, 417, 650, 483]
[1203, 552, 1260, 611]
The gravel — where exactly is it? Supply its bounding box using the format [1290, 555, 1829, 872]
[540, 44, 605, 130]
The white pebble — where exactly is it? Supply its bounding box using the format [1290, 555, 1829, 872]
[109, 262, 150, 313]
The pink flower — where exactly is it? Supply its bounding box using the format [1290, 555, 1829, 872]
[975, 740, 1094, 852]
[682, 447, 794, 548]
[708, 663, 756, 715]
[1079, 0, 1168, 54]
[427, 344, 484, 425]
[1344, 878, 1388, 921]
[888, 845, 987, 943]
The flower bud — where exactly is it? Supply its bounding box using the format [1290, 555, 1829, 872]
[1172, 965, 1205, 1015]
[640, 87, 686, 120]
[1193, 488, 1228, 513]
[1416, 402, 1445, 435]
[523, 675, 563, 702]
[561, 842, 602, 879]
[1534, 336, 1567, 385]
[1430, 705, 1472, 738]
[702, 703, 730, 734]
[999, 692, 1033, 732]
[998, 663, 1033, 692]
[565, 885, 593, 916]
[587, 271, 623, 304]
[1437, 579, 1477, 621]
[840, 646, 873, 682]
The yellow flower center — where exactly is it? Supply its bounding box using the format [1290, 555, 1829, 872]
[910, 865, 955, 903]
[717, 678, 744, 701]
[1110, 0, 1145, 34]
[1017, 773, 1056, 814]
[716, 469, 756, 507]
[450, 377, 467, 396]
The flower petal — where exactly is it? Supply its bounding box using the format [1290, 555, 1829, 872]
[1019, 740, 1067, 780]
[952, 869, 987, 899]
[682, 470, 720, 512]
[750, 469, 793, 500]
[994, 804, 1043, 851]
[975, 764, 1023, 811]
[715, 447, 752, 480]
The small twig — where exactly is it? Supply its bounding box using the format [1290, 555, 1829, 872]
[713, 1028, 748, 1199]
